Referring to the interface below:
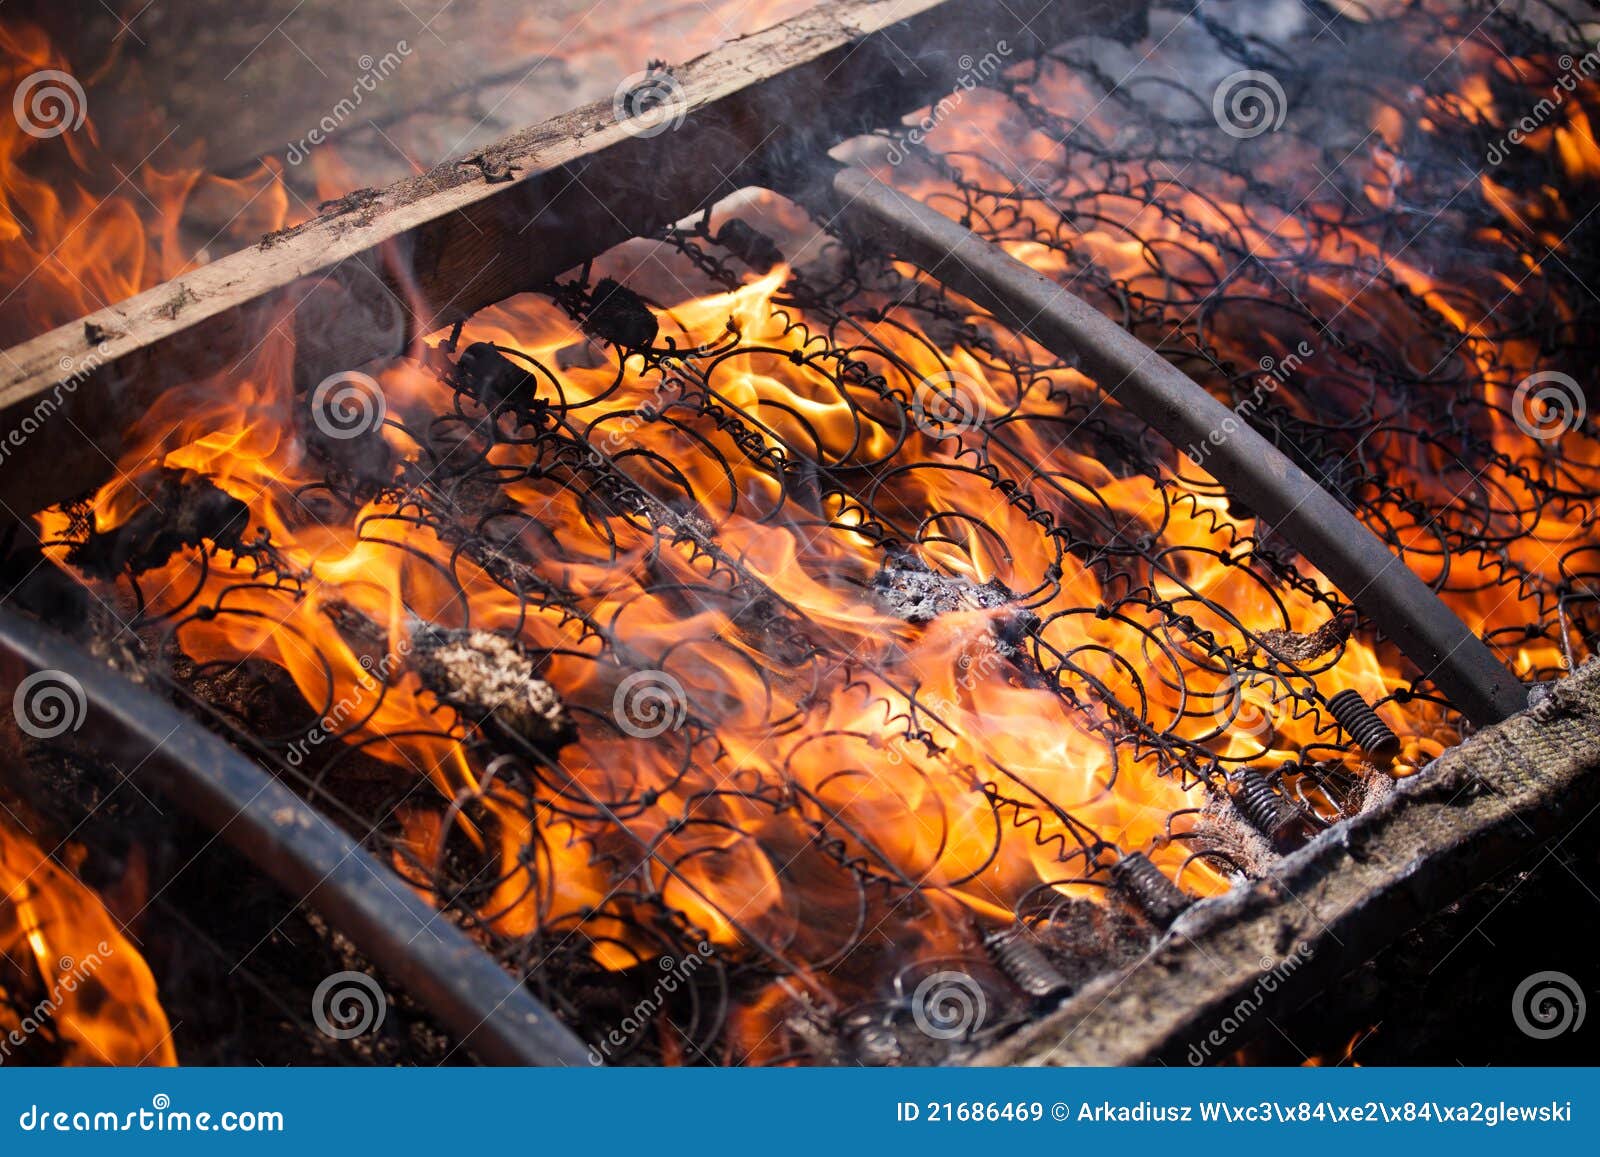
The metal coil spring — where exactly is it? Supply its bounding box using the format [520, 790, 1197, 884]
[983, 928, 1071, 998]
[1110, 852, 1192, 927]
[1232, 769, 1305, 850]
[1326, 690, 1400, 757]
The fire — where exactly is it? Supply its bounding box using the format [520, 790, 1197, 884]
[871, 9, 1600, 748]
[4, 3, 848, 1062]
[8, 1, 1600, 1062]
[1302, 1028, 1369, 1067]
[0, 823, 175, 1065]
[0, 15, 299, 1063]
[0, 24, 298, 348]
[34, 254, 1235, 1057]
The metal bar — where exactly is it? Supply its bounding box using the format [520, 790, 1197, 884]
[0, 606, 592, 1066]
[821, 165, 1527, 726]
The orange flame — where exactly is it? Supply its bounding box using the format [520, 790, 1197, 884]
[1, 822, 175, 1065]
[0, 16, 302, 1060]
[9, 3, 1600, 1063]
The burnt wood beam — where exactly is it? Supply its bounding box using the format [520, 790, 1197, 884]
[0, 0, 1145, 519]
[817, 165, 1528, 725]
[980, 665, 1600, 1066]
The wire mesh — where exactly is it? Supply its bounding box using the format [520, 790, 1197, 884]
[32, 0, 1600, 1062]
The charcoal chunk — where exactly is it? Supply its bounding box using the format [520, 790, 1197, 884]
[715, 219, 785, 273]
[69, 468, 249, 578]
[455, 341, 537, 411]
[583, 279, 659, 349]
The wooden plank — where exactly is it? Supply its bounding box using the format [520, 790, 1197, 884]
[15, 0, 597, 180]
[0, 0, 1143, 517]
[981, 672, 1600, 1066]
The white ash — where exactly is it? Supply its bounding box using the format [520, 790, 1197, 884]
[870, 553, 1013, 625]
[410, 623, 574, 752]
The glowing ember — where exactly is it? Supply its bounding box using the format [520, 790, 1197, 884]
[7, 0, 1600, 1063]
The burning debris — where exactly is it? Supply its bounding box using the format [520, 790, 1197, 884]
[8, 0, 1600, 1069]
[1253, 613, 1355, 664]
[409, 622, 576, 754]
[714, 219, 785, 274]
[453, 341, 538, 412]
[578, 278, 659, 349]
[67, 468, 249, 579]
[870, 552, 1013, 624]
